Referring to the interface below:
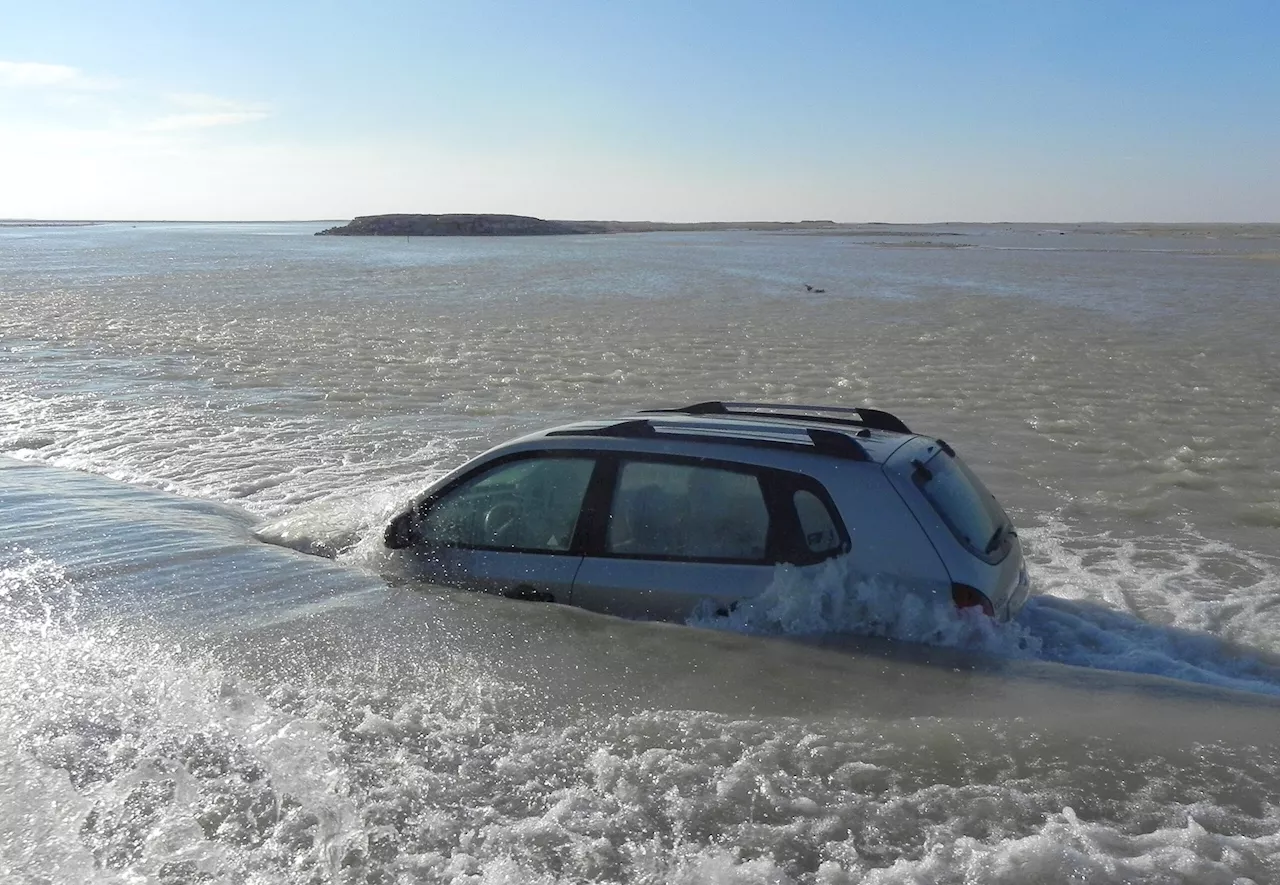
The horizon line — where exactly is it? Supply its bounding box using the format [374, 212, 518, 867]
[4, 217, 1279, 226]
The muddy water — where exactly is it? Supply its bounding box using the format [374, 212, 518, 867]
[2, 222, 1279, 882]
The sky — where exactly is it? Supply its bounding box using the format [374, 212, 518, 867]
[0, 0, 1277, 222]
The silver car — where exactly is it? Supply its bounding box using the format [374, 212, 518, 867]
[384, 402, 1031, 622]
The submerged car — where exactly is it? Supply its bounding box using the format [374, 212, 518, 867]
[384, 401, 1031, 622]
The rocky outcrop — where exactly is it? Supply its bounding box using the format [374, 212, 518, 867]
[315, 214, 593, 237]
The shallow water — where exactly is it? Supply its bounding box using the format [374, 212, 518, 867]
[2, 222, 1279, 883]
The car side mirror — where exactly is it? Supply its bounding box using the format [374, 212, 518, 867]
[384, 510, 417, 549]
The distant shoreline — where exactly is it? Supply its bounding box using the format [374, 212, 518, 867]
[315, 215, 1280, 239]
[0, 221, 104, 228]
[0, 219, 344, 226]
[4, 217, 1277, 238]
[314, 213, 850, 237]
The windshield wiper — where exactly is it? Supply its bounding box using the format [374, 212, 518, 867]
[983, 523, 1007, 554]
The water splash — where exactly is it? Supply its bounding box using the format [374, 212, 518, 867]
[0, 546, 82, 638]
[688, 557, 1040, 658]
[688, 543, 1280, 699]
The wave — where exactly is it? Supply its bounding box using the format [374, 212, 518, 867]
[5, 530, 1280, 883]
[687, 539, 1280, 699]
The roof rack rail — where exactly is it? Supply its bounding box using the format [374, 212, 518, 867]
[547, 417, 870, 461]
[807, 428, 869, 461]
[546, 419, 655, 439]
[644, 401, 912, 435]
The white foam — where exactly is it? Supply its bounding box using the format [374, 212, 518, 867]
[688, 557, 1040, 658]
[858, 807, 1280, 885]
[5, 555, 1279, 884]
[1016, 517, 1280, 696]
[0, 546, 82, 638]
[685, 531, 1280, 699]
[1, 566, 366, 882]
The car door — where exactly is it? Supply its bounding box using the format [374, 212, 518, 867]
[402, 454, 598, 604]
[570, 457, 784, 621]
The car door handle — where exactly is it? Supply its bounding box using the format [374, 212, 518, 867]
[501, 584, 555, 603]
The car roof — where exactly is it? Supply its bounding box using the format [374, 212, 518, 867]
[524, 402, 922, 466]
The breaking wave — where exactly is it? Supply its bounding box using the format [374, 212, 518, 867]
[688, 534, 1280, 699]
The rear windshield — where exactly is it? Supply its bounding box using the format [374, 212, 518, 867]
[913, 450, 1010, 562]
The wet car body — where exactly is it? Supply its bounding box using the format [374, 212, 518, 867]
[385, 402, 1031, 623]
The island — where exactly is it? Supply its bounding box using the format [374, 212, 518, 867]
[315, 214, 842, 237]
[315, 214, 595, 236]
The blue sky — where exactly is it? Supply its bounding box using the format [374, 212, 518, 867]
[0, 0, 1276, 221]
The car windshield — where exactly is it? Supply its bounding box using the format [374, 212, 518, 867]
[914, 449, 1010, 562]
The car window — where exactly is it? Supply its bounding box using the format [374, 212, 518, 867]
[793, 488, 841, 555]
[606, 460, 769, 561]
[420, 456, 595, 552]
[913, 451, 1009, 562]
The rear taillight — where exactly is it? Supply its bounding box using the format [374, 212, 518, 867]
[951, 583, 994, 617]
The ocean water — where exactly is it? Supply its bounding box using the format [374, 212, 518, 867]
[2, 221, 1279, 883]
